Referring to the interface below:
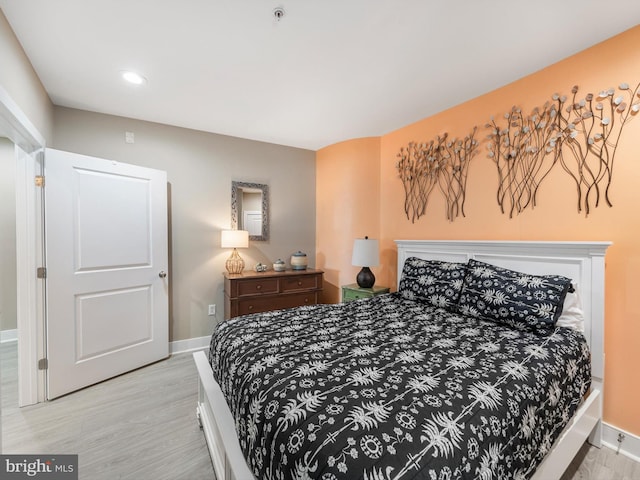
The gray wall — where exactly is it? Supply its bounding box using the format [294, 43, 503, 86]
[0, 10, 51, 334]
[0, 137, 16, 332]
[52, 106, 317, 342]
[0, 9, 53, 142]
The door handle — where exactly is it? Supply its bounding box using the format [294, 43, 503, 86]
[159, 271, 167, 278]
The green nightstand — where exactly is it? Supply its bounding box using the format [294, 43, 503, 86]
[342, 283, 390, 302]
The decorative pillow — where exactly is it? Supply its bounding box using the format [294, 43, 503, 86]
[398, 257, 467, 310]
[457, 259, 572, 328]
[556, 283, 585, 332]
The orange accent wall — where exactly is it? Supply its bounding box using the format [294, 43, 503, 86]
[317, 26, 640, 436]
[316, 137, 381, 303]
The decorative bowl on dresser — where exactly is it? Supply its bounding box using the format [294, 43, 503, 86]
[223, 268, 324, 319]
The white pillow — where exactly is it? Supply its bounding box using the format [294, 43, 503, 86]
[556, 283, 584, 332]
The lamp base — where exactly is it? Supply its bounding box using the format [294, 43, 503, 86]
[225, 248, 245, 274]
[356, 267, 375, 289]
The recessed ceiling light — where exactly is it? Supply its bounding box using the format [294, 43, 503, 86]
[121, 71, 147, 85]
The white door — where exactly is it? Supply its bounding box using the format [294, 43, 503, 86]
[45, 148, 169, 399]
[243, 210, 262, 236]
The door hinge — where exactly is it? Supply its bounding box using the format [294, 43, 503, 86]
[37, 267, 47, 278]
[38, 358, 48, 370]
[35, 175, 45, 187]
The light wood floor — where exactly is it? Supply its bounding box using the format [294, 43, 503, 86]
[2, 342, 639, 479]
[2, 342, 215, 479]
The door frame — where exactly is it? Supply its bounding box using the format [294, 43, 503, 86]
[0, 84, 47, 405]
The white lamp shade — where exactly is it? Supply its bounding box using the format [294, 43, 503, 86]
[352, 238, 380, 267]
[221, 230, 249, 248]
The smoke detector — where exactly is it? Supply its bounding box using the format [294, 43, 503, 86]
[273, 6, 285, 21]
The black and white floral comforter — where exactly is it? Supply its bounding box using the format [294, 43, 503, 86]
[208, 294, 591, 480]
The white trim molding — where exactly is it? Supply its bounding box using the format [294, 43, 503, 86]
[0, 329, 17, 343]
[16, 145, 45, 406]
[169, 335, 210, 355]
[2, 85, 47, 406]
[602, 422, 640, 463]
[0, 84, 46, 152]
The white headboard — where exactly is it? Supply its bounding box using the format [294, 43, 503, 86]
[395, 240, 611, 388]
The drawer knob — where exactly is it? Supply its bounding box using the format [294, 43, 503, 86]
[304, 298, 309, 303]
[256, 285, 262, 290]
[298, 281, 302, 286]
[248, 305, 254, 310]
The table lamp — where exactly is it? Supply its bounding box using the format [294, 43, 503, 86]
[221, 230, 249, 274]
[351, 236, 380, 288]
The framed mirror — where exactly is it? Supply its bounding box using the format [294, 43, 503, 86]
[231, 181, 269, 241]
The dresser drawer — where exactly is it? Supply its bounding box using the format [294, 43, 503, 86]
[224, 269, 324, 319]
[281, 274, 320, 292]
[236, 278, 279, 296]
[341, 284, 390, 302]
[237, 292, 318, 316]
[343, 289, 372, 301]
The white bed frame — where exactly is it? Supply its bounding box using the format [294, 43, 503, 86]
[193, 240, 611, 480]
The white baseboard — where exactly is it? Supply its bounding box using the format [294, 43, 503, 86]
[1, 329, 17, 343]
[169, 335, 210, 355]
[602, 422, 640, 462]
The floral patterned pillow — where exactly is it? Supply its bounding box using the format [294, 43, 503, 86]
[398, 257, 467, 310]
[457, 259, 572, 328]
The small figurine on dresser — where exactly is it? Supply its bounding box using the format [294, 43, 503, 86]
[254, 262, 268, 272]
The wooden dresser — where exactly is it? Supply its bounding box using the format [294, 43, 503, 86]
[223, 269, 323, 319]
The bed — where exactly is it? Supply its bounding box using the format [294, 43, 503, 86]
[193, 240, 611, 479]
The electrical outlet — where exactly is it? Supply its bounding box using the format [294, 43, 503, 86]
[208, 304, 216, 316]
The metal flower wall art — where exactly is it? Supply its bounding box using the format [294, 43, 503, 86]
[486, 103, 560, 218]
[397, 128, 479, 223]
[487, 82, 640, 217]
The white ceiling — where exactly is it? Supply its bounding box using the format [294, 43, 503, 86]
[2, 1, 639, 150]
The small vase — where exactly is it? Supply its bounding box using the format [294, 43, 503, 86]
[273, 259, 286, 272]
[290, 251, 308, 270]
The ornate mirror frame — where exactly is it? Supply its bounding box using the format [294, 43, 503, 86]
[231, 181, 269, 241]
